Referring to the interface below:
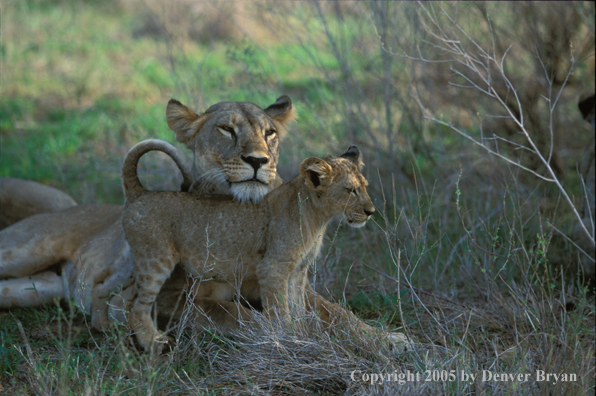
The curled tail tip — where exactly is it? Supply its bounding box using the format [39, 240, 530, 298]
[122, 139, 193, 200]
[122, 141, 150, 202]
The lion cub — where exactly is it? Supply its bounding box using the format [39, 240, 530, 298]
[122, 141, 376, 352]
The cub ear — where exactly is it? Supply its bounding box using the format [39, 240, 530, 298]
[264, 95, 297, 130]
[299, 157, 334, 192]
[340, 145, 364, 170]
[166, 99, 210, 147]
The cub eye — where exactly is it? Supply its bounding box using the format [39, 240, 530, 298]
[346, 188, 357, 195]
[265, 129, 277, 138]
[217, 125, 236, 137]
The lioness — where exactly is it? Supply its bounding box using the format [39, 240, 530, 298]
[122, 141, 409, 352]
[0, 96, 296, 324]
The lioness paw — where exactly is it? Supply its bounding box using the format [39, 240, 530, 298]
[386, 332, 413, 353]
[145, 334, 170, 354]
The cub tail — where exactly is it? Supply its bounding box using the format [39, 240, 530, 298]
[122, 139, 192, 202]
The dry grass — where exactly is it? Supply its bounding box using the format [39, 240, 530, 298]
[2, 177, 594, 394]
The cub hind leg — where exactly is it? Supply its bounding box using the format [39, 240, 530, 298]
[128, 249, 178, 352]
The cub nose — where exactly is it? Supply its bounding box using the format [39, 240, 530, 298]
[364, 206, 375, 217]
[241, 155, 269, 171]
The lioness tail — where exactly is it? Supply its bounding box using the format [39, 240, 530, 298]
[122, 139, 192, 202]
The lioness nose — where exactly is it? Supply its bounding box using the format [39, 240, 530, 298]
[364, 207, 375, 217]
[241, 155, 269, 171]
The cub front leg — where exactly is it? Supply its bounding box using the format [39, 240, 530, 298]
[256, 259, 294, 323]
[128, 255, 177, 353]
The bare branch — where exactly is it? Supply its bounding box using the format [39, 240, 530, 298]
[405, 2, 595, 246]
[549, 222, 595, 263]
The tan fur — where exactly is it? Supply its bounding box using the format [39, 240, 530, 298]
[0, 204, 122, 308]
[0, 178, 77, 230]
[122, 144, 409, 353]
[167, 95, 296, 202]
[0, 98, 408, 351]
[0, 97, 296, 319]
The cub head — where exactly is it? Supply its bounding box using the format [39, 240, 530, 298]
[166, 96, 296, 202]
[299, 146, 375, 228]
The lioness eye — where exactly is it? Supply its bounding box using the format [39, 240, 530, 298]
[265, 129, 276, 137]
[346, 188, 357, 195]
[218, 125, 235, 137]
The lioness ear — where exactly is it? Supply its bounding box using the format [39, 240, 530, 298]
[166, 99, 210, 147]
[264, 95, 297, 131]
[340, 145, 364, 170]
[299, 157, 334, 192]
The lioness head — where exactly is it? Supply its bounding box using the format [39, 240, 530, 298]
[166, 96, 296, 202]
[300, 146, 375, 228]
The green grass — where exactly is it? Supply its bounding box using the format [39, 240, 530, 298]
[0, 1, 354, 202]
